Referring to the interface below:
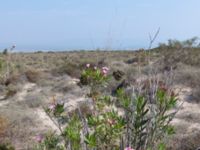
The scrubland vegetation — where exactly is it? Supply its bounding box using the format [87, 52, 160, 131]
[0, 38, 200, 149]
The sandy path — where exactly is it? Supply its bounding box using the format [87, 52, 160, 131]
[172, 86, 200, 133]
[15, 83, 37, 101]
[34, 108, 61, 134]
[0, 83, 37, 107]
[0, 77, 84, 132]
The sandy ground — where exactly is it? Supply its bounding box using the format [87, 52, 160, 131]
[172, 86, 200, 132]
[0, 76, 89, 149]
[0, 76, 200, 149]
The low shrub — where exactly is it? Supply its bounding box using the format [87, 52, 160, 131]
[25, 69, 41, 83]
[54, 62, 82, 78]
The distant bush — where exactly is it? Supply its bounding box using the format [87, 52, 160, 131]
[35, 51, 43, 53]
[54, 62, 82, 78]
[158, 37, 200, 49]
[2, 49, 8, 55]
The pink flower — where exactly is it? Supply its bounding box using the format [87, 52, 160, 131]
[86, 64, 90, 68]
[101, 66, 109, 76]
[94, 66, 97, 70]
[102, 69, 108, 75]
[48, 104, 56, 111]
[124, 147, 134, 150]
[35, 134, 43, 143]
[102, 67, 109, 71]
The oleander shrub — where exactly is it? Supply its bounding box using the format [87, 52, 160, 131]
[36, 63, 178, 150]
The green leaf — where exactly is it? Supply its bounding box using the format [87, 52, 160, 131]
[53, 103, 65, 117]
[158, 142, 166, 150]
[84, 133, 97, 148]
[142, 109, 149, 116]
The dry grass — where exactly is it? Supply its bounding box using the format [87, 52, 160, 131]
[174, 65, 200, 102]
[167, 130, 200, 150]
[153, 47, 200, 71]
[0, 105, 37, 148]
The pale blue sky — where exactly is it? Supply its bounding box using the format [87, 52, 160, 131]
[0, 0, 200, 51]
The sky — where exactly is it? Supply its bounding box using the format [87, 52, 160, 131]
[0, 0, 200, 51]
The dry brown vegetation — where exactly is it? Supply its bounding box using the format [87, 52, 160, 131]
[0, 115, 8, 137]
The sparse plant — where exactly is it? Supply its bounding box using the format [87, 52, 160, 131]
[34, 131, 64, 150]
[63, 115, 82, 150]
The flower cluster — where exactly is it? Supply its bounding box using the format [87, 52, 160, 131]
[35, 134, 44, 143]
[86, 63, 90, 68]
[46, 98, 65, 117]
[48, 103, 56, 111]
[85, 63, 109, 76]
[47, 99, 64, 110]
[124, 147, 135, 150]
[80, 64, 110, 86]
[101, 66, 109, 76]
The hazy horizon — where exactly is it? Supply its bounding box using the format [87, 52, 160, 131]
[0, 0, 200, 51]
